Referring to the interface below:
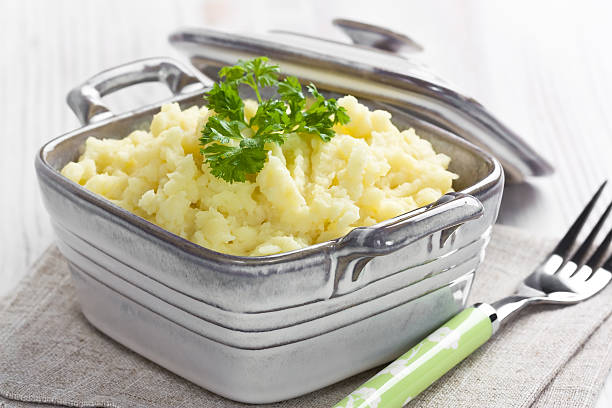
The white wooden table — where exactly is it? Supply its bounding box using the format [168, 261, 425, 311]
[2, 0, 611, 406]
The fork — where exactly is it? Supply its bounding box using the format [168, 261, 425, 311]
[334, 181, 612, 408]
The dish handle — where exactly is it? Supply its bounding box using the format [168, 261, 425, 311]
[67, 57, 211, 126]
[333, 192, 484, 285]
[332, 18, 424, 54]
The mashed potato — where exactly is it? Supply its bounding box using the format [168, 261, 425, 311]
[61, 96, 457, 256]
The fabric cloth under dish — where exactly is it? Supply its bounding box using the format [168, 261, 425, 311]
[1, 225, 612, 408]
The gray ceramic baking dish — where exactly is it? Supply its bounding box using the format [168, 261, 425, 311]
[37, 57, 502, 312]
[35, 53, 504, 402]
[69, 263, 474, 403]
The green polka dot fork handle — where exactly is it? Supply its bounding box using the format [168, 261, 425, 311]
[333, 304, 496, 408]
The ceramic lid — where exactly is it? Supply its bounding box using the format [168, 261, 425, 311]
[169, 22, 553, 183]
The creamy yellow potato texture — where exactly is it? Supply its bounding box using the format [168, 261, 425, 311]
[62, 96, 457, 256]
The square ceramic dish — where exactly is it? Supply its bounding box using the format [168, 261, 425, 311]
[36, 54, 506, 403]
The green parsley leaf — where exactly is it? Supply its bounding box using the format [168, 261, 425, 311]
[278, 76, 306, 123]
[200, 116, 246, 145]
[296, 84, 350, 142]
[200, 58, 351, 183]
[202, 143, 267, 183]
[204, 82, 244, 122]
[219, 57, 280, 103]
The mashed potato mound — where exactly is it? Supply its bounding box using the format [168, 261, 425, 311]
[61, 96, 457, 256]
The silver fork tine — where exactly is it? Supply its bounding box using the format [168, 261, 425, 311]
[553, 180, 607, 259]
[570, 200, 612, 267]
[604, 251, 612, 271]
[586, 226, 612, 272]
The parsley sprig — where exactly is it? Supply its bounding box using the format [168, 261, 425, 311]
[199, 57, 350, 183]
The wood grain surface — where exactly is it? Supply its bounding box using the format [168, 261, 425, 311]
[1, 0, 611, 406]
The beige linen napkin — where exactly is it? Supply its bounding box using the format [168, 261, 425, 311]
[1, 225, 612, 408]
